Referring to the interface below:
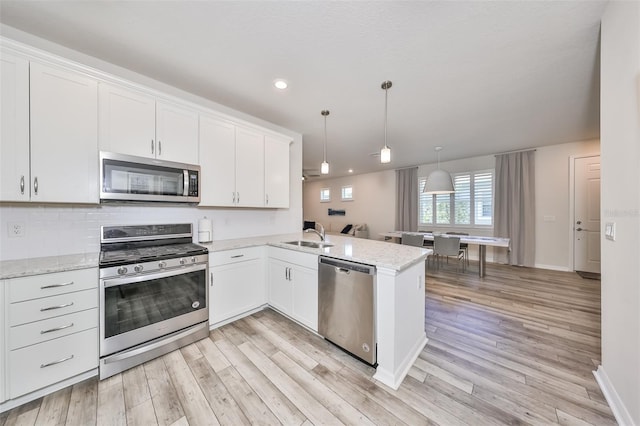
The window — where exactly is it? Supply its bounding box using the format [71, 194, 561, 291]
[419, 169, 493, 227]
[341, 185, 353, 201]
[320, 188, 330, 202]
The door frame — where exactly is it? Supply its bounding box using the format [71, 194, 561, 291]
[568, 153, 601, 272]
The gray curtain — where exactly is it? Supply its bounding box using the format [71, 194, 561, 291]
[494, 151, 535, 266]
[395, 167, 418, 231]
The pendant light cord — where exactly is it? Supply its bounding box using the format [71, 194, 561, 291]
[383, 83, 389, 149]
[321, 110, 329, 163]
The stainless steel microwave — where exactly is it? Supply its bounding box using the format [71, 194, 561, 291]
[100, 152, 200, 203]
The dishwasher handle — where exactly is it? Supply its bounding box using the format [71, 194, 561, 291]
[319, 256, 376, 275]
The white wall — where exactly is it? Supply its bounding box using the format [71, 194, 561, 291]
[535, 140, 600, 270]
[0, 29, 303, 261]
[302, 170, 395, 240]
[304, 139, 600, 270]
[600, 1, 640, 424]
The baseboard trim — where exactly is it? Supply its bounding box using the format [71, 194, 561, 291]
[594, 365, 635, 426]
[534, 263, 571, 272]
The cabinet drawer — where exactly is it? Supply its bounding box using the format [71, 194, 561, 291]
[9, 328, 98, 398]
[8, 268, 97, 303]
[210, 246, 264, 266]
[10, 308, 98, 350]
[9, 288, 98, 326]
[268, 247, 319, 270]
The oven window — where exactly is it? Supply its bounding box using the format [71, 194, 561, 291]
[104, 269, 206, 338]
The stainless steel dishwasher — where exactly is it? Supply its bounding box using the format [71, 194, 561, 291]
[318, 256, 377, 365]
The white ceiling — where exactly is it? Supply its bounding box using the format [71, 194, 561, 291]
[0, 1, 606, 179]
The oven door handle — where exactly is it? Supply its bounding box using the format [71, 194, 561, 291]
[102, 263, 207, 288]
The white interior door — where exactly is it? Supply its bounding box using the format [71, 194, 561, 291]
[574, 156, 601, 273]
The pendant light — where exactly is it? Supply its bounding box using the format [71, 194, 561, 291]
[380, 80, 392, 164]
[320, 110, 330, 174]
[423, 146, 455, 194]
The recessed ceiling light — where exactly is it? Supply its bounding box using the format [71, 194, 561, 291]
[348, 169, 353, 173]
[274, 79, 288, 89]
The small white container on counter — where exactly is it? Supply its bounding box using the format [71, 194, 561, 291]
[198, 217, 213, 243]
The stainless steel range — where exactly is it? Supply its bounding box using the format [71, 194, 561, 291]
[99, 223, 209, 379]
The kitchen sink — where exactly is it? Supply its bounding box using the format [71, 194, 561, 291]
[282, 240, 334, 249]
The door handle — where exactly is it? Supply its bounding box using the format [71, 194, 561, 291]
[576, 228, 583, 231]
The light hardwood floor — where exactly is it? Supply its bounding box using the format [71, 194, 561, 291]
[1, 262, 616, 425]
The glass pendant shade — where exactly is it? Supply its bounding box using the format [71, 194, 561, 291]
[423, 169, 454, 194]
[321, 161, 329, 175]
[380, 146, 391, 163]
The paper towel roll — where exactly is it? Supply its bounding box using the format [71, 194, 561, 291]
[198, 217, 213, 243]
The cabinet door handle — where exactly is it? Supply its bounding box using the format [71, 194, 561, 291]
[40, 302, 74, 312]
[158, 140, 162, 156]
[20, 176, 25, 195]
[237, 192, 240, 204]
[41, 355, 74, 368]
[151, 139, 155, 154]
[33, 177, 38, 195]
[210, 272, 213, 286]
[266, 194, 269, 205]
[41, 281, 74, 289]
[41, 322, 74, 334]
[232, 192, 236, 203]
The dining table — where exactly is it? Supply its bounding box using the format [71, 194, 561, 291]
[380, 231, 510, 278]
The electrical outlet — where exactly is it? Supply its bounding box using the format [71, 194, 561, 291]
[8, 222, 25, 238]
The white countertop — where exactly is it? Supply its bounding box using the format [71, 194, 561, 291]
[203, 232, 431, 272]
[0, 253, 100, 280]
[0, 233, 430, 279]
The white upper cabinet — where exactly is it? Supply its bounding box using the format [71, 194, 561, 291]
[235, 126, 265, 207]
[99, 84, 199, 164]
[98, 84, 155, 159]
[30, 62, 99, 203]
[264, 135, 290, 208]
[0, 59, 98, 204]
[0, 51, 30, 201]
[156, 101, 199, 165]
[199, 115, 290, 208]
[199, 115, 236, 206]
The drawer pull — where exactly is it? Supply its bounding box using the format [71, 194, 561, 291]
[230, 254, 244, 259]
[41, 281, 74, 289]
[40, 302, 74, 312]
[41, 355, 74, 369]
[40, 322, 74, 334]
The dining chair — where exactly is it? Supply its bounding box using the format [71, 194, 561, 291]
[433, 235, 465, 272]
[446, 231, 469, 266]
[419, 231, 434, 248]
[402, 233, 431, 272]
[401, 233, 424, 247]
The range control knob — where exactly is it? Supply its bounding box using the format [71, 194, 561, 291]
[134, 265, 143, 273]
[191, 256, 197, 263]
[117, 267, 128, 275]
[180, 258, 187, 265]
[158, 261, 167, 269]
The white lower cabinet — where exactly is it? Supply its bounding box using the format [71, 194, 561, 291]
[3, 268, 99, 400]
[268, 247, 318, 331]
[9, 328, 98, 399]
[209, 247, 266, 327]
[0, 281, 4, 403]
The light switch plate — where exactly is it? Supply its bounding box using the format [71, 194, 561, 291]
[605, 222, 616, 241]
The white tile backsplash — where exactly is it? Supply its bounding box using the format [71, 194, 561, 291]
[0, 203, 302, 261]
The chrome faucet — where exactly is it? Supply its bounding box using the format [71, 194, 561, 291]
[304, 222, 325, 241]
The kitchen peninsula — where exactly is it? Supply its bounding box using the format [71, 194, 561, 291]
[207, 232, 432, 390]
